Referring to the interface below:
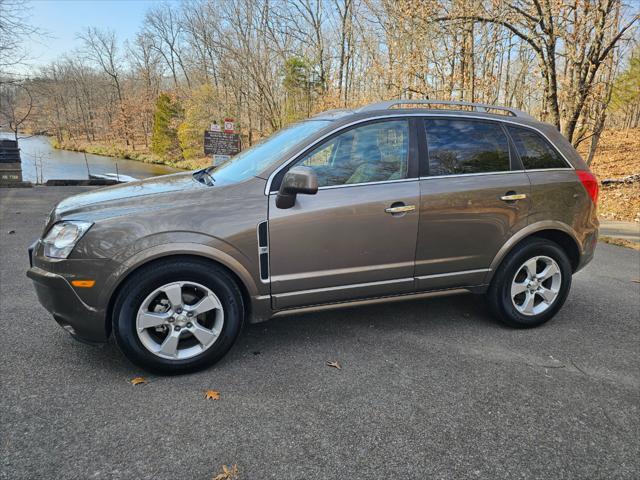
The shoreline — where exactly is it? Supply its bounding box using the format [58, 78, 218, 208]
[51, 138, 207, 171]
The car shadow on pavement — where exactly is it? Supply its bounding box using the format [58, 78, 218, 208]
[233, 292, 501, 373]
[73, 292, 497, 376]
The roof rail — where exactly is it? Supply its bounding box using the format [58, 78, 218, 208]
[358, 99, 534, 119]
[311, 108, 355, 120]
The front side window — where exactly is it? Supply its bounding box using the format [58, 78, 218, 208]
[198, 119, 331, 186]
[294, 120, 409, 187]
[424, 119, 510, 176]
[507, 126, 567, 169]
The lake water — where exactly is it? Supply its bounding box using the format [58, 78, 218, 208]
[1, 133, 181, 182]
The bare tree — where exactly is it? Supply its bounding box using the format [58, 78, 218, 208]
[12, 0, 638, 165]
[144, 3, 191, 89]
[435, 0, 638, 145]
[127, 33, 163, 147]
[334, 0, 355, 105]
[0, 0, 43, 71]
[0, 81, 33, 140]
[79, 27, 133, 147]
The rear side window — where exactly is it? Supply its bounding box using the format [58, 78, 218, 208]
[424, 119, 510, 176]
[507, 126, 567, 169]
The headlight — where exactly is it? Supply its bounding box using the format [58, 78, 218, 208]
[42, 221, 93, 259]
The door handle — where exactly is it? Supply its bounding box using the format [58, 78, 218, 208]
[500, 193, 527, 202]
[385, 204, 415, 214]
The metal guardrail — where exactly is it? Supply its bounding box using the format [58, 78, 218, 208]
[358, 99, 534, 119]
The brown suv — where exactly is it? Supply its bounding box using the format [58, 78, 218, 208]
[27, 100, 599, 373]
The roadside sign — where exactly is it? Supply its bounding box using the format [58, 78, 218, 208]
[210, 123, 221, 132]
[224, 118, 235, 133]
[204, 130, 240, 156]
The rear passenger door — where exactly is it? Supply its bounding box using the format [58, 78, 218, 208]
[415, 117, 531, 291]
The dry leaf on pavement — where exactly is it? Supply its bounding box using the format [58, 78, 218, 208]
[213, 464, 238, 480]
[130, 376, 148, 386]
[204, 390, 221, 400]
[326, 360, 342, 370]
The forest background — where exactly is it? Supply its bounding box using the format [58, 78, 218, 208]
[1, 0, 638, 220]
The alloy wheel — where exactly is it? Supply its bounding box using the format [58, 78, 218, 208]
[136, 281, 224, 360]
[510, 255, 562, 316]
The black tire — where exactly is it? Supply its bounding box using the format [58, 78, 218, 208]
[112, 257, 244, 374]
[487, 238, 572, 328]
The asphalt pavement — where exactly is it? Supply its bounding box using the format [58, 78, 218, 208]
[600, 220, 640, 242]
[1, 186, 639, 480]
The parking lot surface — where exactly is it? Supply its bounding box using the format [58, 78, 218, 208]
[1, 186, 639, 479]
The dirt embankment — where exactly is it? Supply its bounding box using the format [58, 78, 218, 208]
[583, 128, 640, 223]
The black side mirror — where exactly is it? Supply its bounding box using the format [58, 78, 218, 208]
[276, 166, 318, 209]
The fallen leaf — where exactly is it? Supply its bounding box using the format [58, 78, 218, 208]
[130, 376, 148, 386]
[8, 230, 15, 234]
[327, 360, 342, 370]
[632, 279, 640, 283]
[204, 390, 221, 400]
[213, 464, 239, 480]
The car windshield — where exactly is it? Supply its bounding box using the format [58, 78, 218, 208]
[194, 119, 331, 186]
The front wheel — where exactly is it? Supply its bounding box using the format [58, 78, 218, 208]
[112, 258, 244, 374]
[487, 238, 572, 328]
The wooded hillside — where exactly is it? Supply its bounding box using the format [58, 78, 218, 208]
[1, 0, 638, 169]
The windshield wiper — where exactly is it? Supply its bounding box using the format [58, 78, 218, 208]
[194, 169, 215, 186]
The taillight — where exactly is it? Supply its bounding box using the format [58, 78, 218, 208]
[576, 170, 599, 204]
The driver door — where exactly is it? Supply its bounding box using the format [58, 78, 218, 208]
[267, 119, 420, 309]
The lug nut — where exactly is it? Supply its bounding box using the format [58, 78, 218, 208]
[174, 325, 181, 331]
[176, 308, 183, 314]
[168, 317, 175, 323]
[186, 312, 193, 318]
[186, 322, 193, 328]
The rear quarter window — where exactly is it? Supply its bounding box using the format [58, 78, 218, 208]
[507, 126, 568, 169]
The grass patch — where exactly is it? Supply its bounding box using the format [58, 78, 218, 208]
[51, 139, 210, 171]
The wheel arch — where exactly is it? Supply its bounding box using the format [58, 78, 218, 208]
[104, 249, 258, 338]
[486, 223, 582, 284]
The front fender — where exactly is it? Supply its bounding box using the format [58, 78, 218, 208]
[98, 241, 264, 312]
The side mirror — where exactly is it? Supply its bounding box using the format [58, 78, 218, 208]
[276, 166, 318, 209]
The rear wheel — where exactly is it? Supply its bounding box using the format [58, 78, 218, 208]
[113, 258, 243, 374]
[487, 238, 572, 328]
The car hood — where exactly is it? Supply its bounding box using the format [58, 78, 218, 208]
[49, 172, 205, 225]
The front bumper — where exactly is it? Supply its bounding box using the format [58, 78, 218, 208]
[27, 266, 109, 343]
